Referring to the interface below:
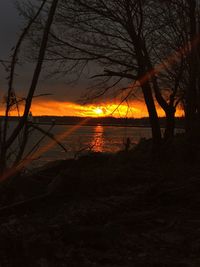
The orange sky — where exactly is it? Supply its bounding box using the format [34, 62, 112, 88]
[29, 99, 148, 118]
[0, 99, 184, 118]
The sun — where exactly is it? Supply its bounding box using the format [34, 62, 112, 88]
[94, 107, 104, 116]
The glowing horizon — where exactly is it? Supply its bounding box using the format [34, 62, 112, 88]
[0, 99, 184, 118]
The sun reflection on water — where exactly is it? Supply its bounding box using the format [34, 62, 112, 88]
[92, 125, 104, 152]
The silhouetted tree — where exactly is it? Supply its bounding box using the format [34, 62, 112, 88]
[185, 0, 200, 136]
[145, 1, 187, 140]
[23, 0, 164, 148]
[158, 0, 200, 138]
[20, 0, 200, 145]
[0, 0, 59, 175]
[23, 0, 194, 143]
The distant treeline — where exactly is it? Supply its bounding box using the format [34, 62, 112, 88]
[2, 116, 184, 128]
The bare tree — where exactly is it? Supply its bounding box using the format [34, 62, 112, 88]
[185, 0, 200, 135]
[156, 0, 200, 137]
[24, 0, 193, 142]
[24, 0, 163, 148]
[144, 1, 187, 140]
[19, 0, 200, 146]
[0, 0, 59, 175]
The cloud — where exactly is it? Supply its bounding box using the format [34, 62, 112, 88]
[0, 0, 23, 58]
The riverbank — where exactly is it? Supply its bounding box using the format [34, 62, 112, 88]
[0, 137, 200, 266]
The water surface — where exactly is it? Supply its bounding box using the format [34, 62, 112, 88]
[22, 124, 152, 167]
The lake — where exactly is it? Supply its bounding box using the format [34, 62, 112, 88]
[8, 123, 182, 168]
[13, 124, 151, 167]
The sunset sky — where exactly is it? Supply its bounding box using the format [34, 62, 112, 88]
[0, 0, 184, 119]
[28, 100, 184, 118]
[0, 98, 149, 118]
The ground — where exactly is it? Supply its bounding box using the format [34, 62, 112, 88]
[0, 138, 200, 266]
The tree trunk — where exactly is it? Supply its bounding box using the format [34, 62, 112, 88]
[132, 40, 162, 149]
[185, 0, 199, 136]
[141, 82, 162, 149]
[164, 108, 175, 141]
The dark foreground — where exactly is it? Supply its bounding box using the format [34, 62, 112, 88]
[0, 137, 200, 266]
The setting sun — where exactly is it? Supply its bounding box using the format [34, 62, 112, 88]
[94, 107, 104, 116]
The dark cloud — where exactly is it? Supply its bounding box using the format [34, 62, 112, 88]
[0, 1, 99, 105]
[0, 0, 23, 58]
[0, 0, 84, 103]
